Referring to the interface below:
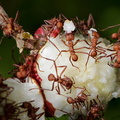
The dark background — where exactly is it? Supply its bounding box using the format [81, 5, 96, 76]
[0, 0, 120, 119]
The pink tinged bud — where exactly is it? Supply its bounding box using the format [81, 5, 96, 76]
[34, 27, 44, 39]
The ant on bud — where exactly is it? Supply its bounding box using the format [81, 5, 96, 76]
[61, 87, 90, 111]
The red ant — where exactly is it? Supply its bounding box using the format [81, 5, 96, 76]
[42, 14, 64, 38]
[0, 76, 14, 97]
[0, 99, 22, 120]
[107, 42, 120, 68]
[40, 56, 75, 94]
[0, 11, 23, 38]
[62, 87, 90, 111]
[20, 101, 44, 120]
[13, 54, 42, 83]
[78, 29, 107, 68]
[77, 13, 95, 35]
[86, 96, 105, 120]
[55, 21, 88, 70]
[111, 28, 120, 41]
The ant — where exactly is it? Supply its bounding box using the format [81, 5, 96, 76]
[111, 28, 120, 41]
[0, 76, 14, 97]
[62, 87, 90, 111]
[40, 56, 75, 94]
[76, 13, 95, 35]
[86, 96, 105, 120]
[55, 20, 88, 70]
[0, 99, 22, 120]
[0, 11, 23, 38]
[20, 101, 44, 120]
[13, 54, 42, 83]
[79, 28, 107, 68]
[107, 41, 120, 68]
[42, 14, 64, 38]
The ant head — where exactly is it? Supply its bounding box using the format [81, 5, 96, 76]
[111, 33, 118, 39]
[56, 21, 63, 29]
[8, 18, 14, 23]
[16, 70, 27, 79]
[67, 97, 74, 104]
[66, 33, 74, 41]
[21, 101, 31, 108]
[113, 42, 120, 51]
[48, 74, 56, 81]
[92, 31, 100, 38]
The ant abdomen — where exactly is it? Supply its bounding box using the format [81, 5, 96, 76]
[71, 54, 78, 61]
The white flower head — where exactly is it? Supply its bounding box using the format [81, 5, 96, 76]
[63, 19, 75, 33]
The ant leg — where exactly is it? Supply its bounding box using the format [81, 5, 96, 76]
[69, 55, 80, 71]
[87, 13, 95, 28]
[57, 65, 67, 77]
[14, 11, 19, 23]
[55, 82, 61, 94]
[55, 50, 68, 62]
[84, 49, 92, 71]
[40, 55, 58, 76]
[55, 50, 80, 70]
[49, 39, 61, 52]
[0, 35, 5, 44]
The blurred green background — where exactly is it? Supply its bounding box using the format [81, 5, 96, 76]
[0, 0, 120, 119]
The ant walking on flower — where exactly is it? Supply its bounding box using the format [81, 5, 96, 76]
[55, 19, 88, 70]
[61, 87, 90, 112]
[77, 28, 107, 69]
[40, 55, 76, 94]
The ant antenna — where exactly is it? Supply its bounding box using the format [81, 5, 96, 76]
[101, 24, 120, 31]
